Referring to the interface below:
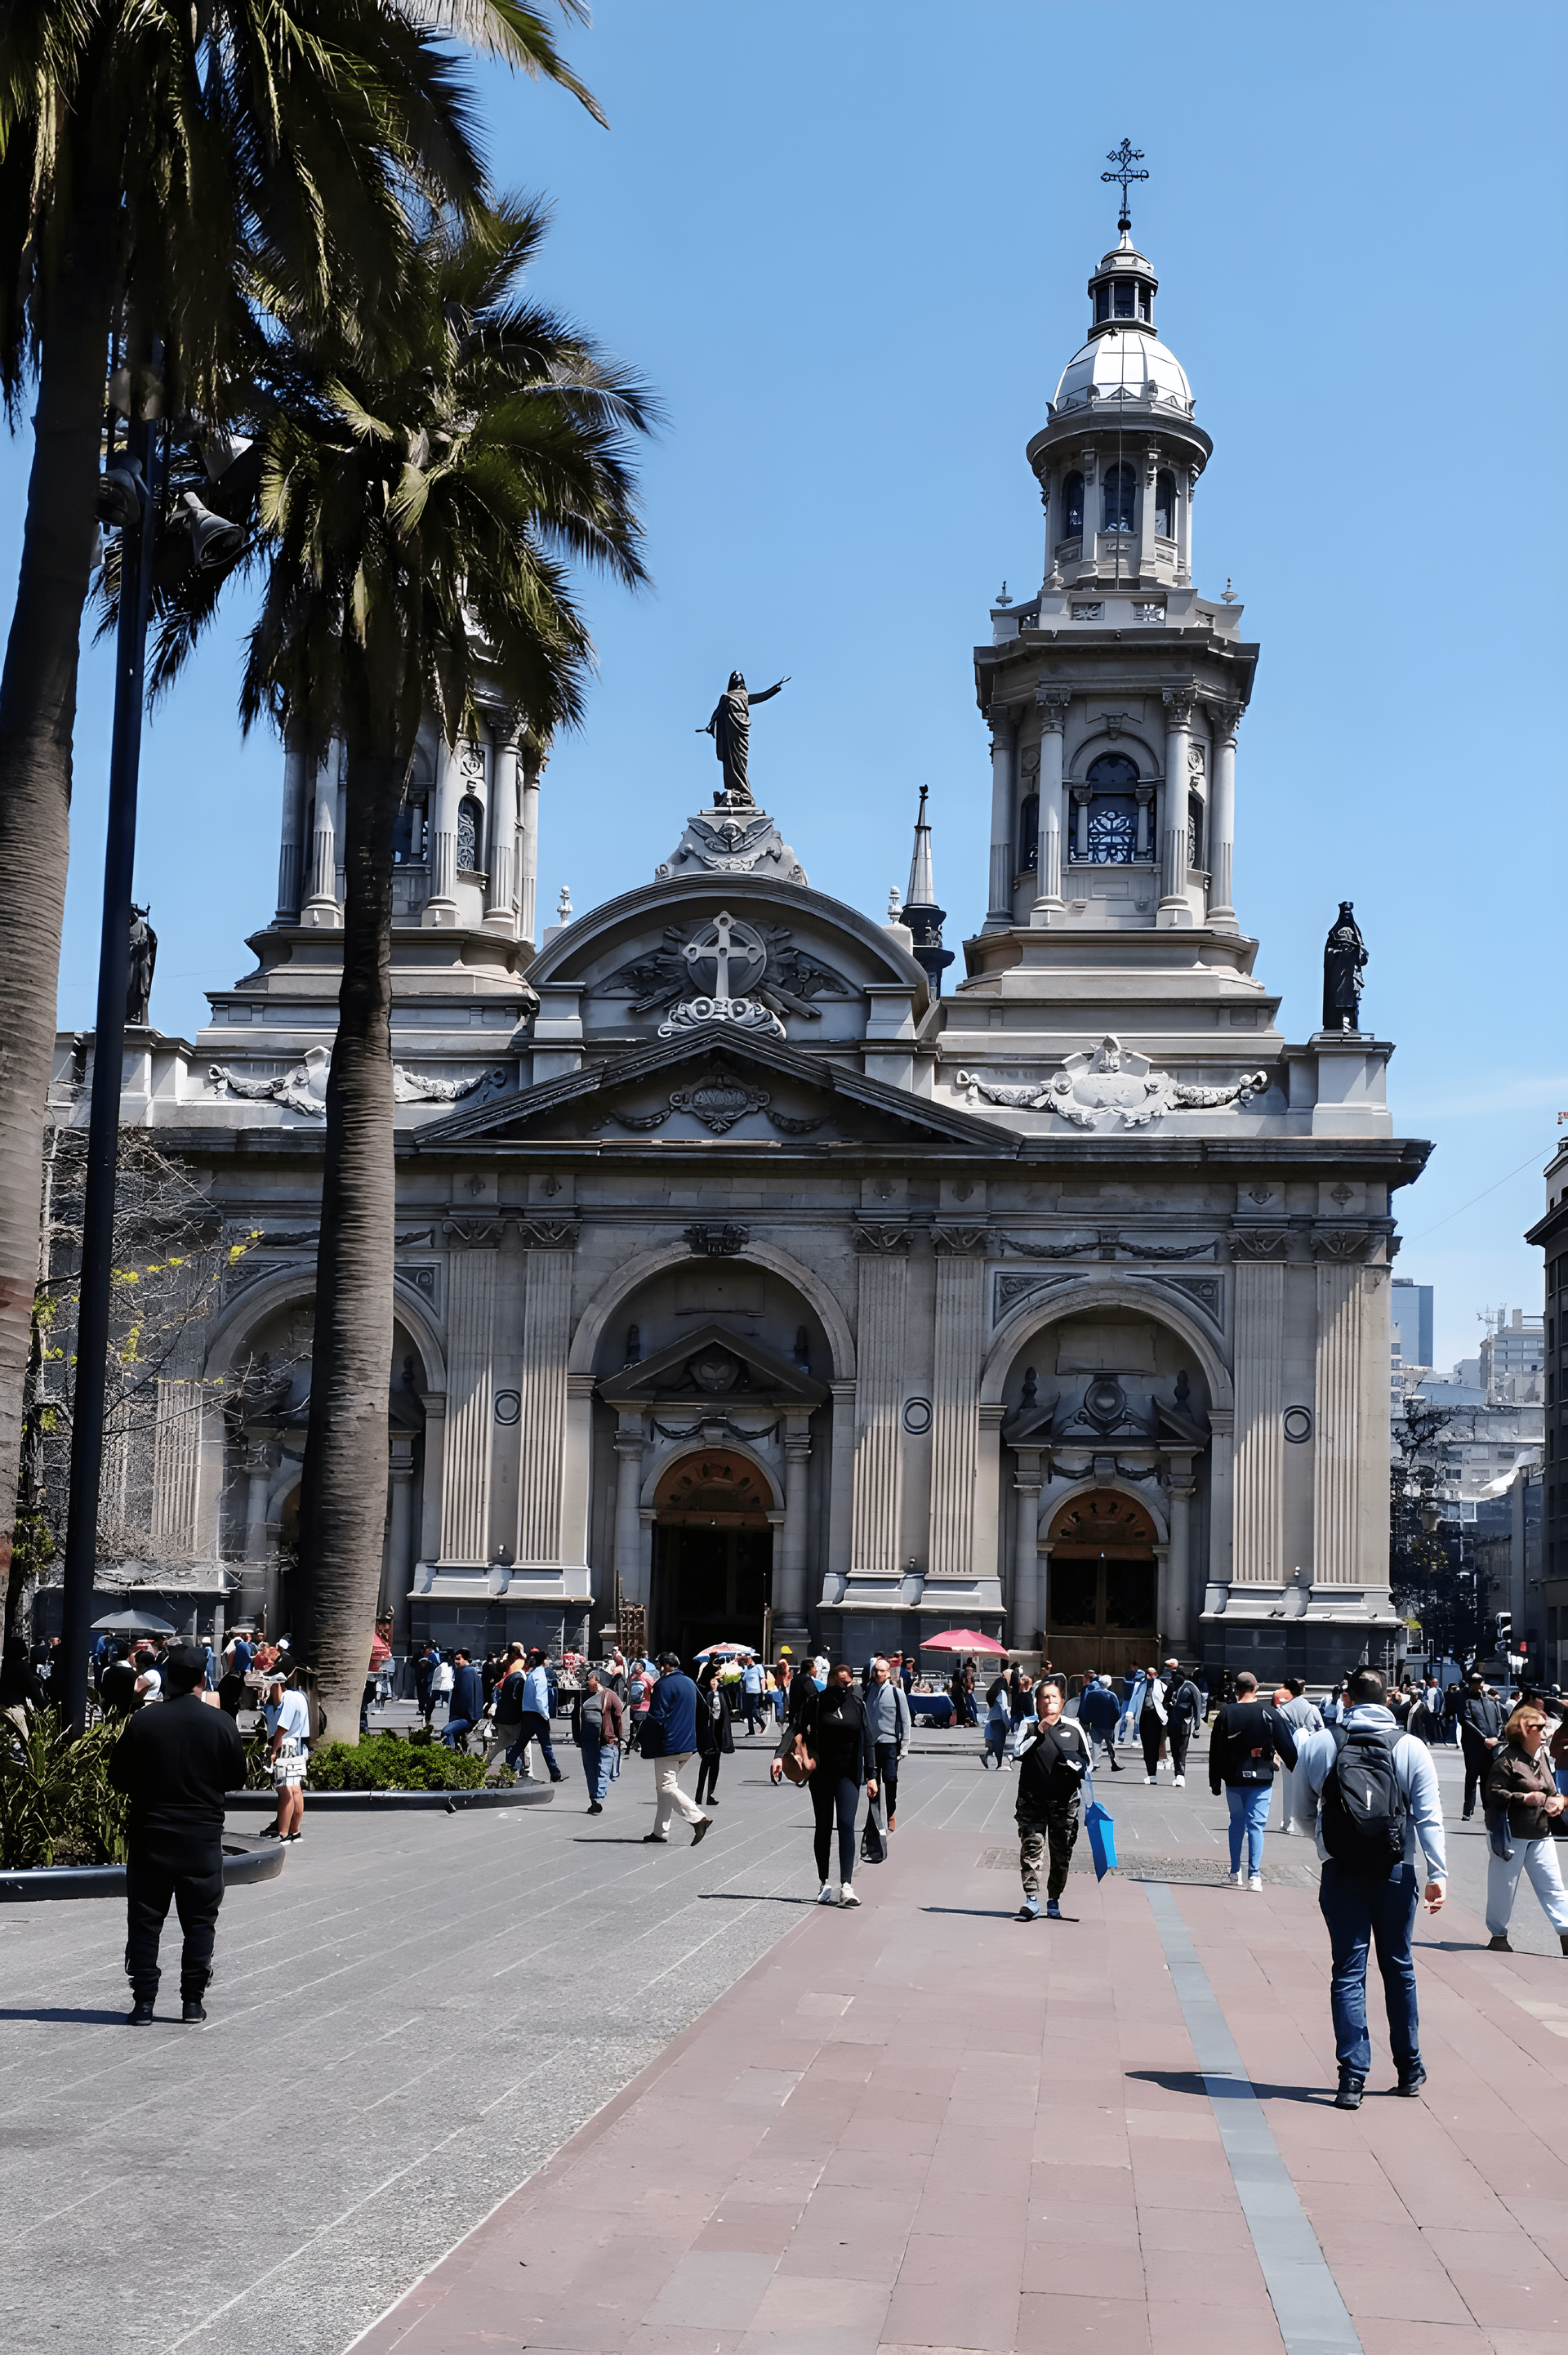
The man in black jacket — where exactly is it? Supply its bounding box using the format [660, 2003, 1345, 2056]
[1014, 1681, 1094, 1921]
[1459, 1675, 1503, 1818]
[1162, 1659, 1204, 1787]
[107, 1645, 247, 2023]
[1209, 1671, 1298, 1889]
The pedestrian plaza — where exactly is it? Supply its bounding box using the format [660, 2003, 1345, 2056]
[2, 1734, 1566, 2355]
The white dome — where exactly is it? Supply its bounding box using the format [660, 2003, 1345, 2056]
[1053, 329, 1193, 418]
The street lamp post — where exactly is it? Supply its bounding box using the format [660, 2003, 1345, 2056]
[56, 379, 168, 1733]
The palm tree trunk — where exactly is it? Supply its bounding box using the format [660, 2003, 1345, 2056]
[0, 222, 118, 1590]
[295, 738, 403, 1744]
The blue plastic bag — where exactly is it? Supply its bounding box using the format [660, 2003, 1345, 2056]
[1085, 1798, 1117, 1880]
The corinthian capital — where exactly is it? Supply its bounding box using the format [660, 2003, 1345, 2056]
[1212, 698, 1245, 745]
[1162, 686, 1198, 726]
[1035, 687, 1071, 731]
[987, 707, 1018, 750]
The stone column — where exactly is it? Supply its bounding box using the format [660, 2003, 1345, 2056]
[1208, 700, 1241, 933]
[1137, 443, 1160, 582]
[1012, 1447, 1045, 1650]
[777, 1412, 813, 1649]
[518, 735, 545, 953]
[984, 709, 1018, 930]
[1205, 1407, 1234, 1612]
[1159, 688, 1196, 926]
[301, 742, 341, 925]
[384, 1438, 416, 1643]
[417, 1394, 446, 1564]
[927, 1237, 987, 1579]
[1175, 464, 1193, 585]
[850, 1234, 910, 1575]
[484, 711, 519, 933]
[275, 726, 310, 922]
[439, 1230, 500, 1560]
[1071, 783, 1092, 863]
[1232, 1259, 1285, 1587]
[612, 1415, 644, 1617]
[1165, 1458, 1196, 1650]
[1312, 1253, 1370, 1586]
[515, 1223, 579, 1565]
[243, 1447, 272, 1563]
[423, 738, 462, 926]
[1031, 690, 1069, 923]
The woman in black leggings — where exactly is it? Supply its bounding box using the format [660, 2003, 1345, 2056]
[772, 1662, 877, 1907]
[694, 1658, 733, 1809]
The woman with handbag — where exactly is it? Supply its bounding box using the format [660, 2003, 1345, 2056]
[694, 1658, 733, 1809]
[771, 1661, 877, 1907]
[1483, 1703, 1568, 1953]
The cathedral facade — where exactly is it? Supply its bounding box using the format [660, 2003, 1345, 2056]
[57, 212, 1428, 1682]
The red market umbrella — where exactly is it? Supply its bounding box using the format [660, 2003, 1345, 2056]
[920, 1628, 1008, 1657]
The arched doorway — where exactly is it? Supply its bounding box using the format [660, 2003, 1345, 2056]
[1045, 1492, 1160, 1680]
[651, 1451, 773, 1662]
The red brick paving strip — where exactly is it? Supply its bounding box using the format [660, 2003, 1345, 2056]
[349, 1816, 1568, 2354]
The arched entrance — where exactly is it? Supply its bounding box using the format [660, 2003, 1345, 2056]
[1045, 1492, 1160, 1680]
[651, 1451, 773, 1662]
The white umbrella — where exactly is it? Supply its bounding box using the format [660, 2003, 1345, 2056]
[91, 1608, 177, 1636]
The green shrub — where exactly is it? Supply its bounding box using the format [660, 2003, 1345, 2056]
[305, 1732, 497, 1791]
[0, 1709, 130, 1868]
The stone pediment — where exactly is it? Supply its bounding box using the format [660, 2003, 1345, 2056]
[599, 1320, 827, 1409]
[414, 1029, 1017, 1153]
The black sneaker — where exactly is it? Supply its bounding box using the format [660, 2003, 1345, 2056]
[1394, 2063, 1427, 2098]
[181, 2000, 207, 2024]
[1334, 2070, 1365, 2111]
[127, 1999, 157, 2026]
[642, 1832, 668, 1844]
[692, 1817, 712, 1845]
[587, 1801, 603, 1814]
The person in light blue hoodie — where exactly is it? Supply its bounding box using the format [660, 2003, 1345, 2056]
[1297, 1666, 1447, 2112]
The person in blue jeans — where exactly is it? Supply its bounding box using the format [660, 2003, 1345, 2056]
[1297, 1666, 1446, 2110]
[1208, 1670, 1298, 1891]
[440, 1649, 484, 1750]
[517, 1648, 564, 1782]
[739, 1654, 764, 1735]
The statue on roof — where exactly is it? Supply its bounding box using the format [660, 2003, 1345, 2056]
[697, 670, 789, 807]
[1322, 902, 1367, 1033]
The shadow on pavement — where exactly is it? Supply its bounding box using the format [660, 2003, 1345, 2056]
[0, 2006, 133, 2027]
[1124, 2066, 1330, 2107]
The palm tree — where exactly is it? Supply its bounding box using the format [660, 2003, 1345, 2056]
[151, 198, 653, 1737]
[0, 0, 594, 1610]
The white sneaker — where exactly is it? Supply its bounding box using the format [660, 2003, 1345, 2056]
[840, 1882, 860, 1907]
[1248, 1874, 1263, 1893]
[1146, 1774, 1156, 1785]
[1234, 1868, 1246, 1888]
[817, 1881, 837, 1905]
[1174, 1775, 1185, 1787]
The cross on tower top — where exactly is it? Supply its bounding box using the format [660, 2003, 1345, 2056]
[1102, 139, 1148, 234]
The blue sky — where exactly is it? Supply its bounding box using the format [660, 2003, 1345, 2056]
[4, 0, 1563, 1374]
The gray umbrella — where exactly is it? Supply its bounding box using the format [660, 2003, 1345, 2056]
[91, 1608, 177, 1636]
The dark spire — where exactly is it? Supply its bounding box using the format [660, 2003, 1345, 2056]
[899, 786, 954, 997]
[1102, 138, 1148, 238]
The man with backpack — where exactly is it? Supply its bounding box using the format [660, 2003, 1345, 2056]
[1209, 1671, 1298, 1889]
[1013, 1678, 1094, 1921]
[1299, 1666, 1447, 2111]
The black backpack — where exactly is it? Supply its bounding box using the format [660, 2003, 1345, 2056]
[1320, 1724, 1406, 1874]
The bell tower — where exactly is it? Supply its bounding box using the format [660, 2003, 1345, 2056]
[973, 154, 1253, 950]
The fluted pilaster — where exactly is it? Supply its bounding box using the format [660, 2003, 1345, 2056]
[850, 1239, 909, 1574]
[1232, 1260, 1285, 1585]
[927, 1245, 986, 1579]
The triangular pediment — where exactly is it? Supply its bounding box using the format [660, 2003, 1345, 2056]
[414, 1028, 1017, 1152]
[599, 1318, 828, 1408]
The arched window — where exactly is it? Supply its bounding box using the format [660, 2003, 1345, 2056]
[1062, 471, 1084, 539]
[1080, 752, 1141, 864]
[392, 795, 426, 866]
[1102, 462, 1135, 533]
[1018, 793, 1039, 874]
[457, 794, 483, 872]
[1155, 469, 1176, 537]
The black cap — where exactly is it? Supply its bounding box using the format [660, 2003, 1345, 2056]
[163, 1644, 208, 1684]
[655, 1650, 681, 1669]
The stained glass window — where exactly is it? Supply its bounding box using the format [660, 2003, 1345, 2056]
[457, 794, 482, 872]
[1102, 462, 1135, 533]
[1062, 471, 1084, 538]
[1086, 798, 1138, 863]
